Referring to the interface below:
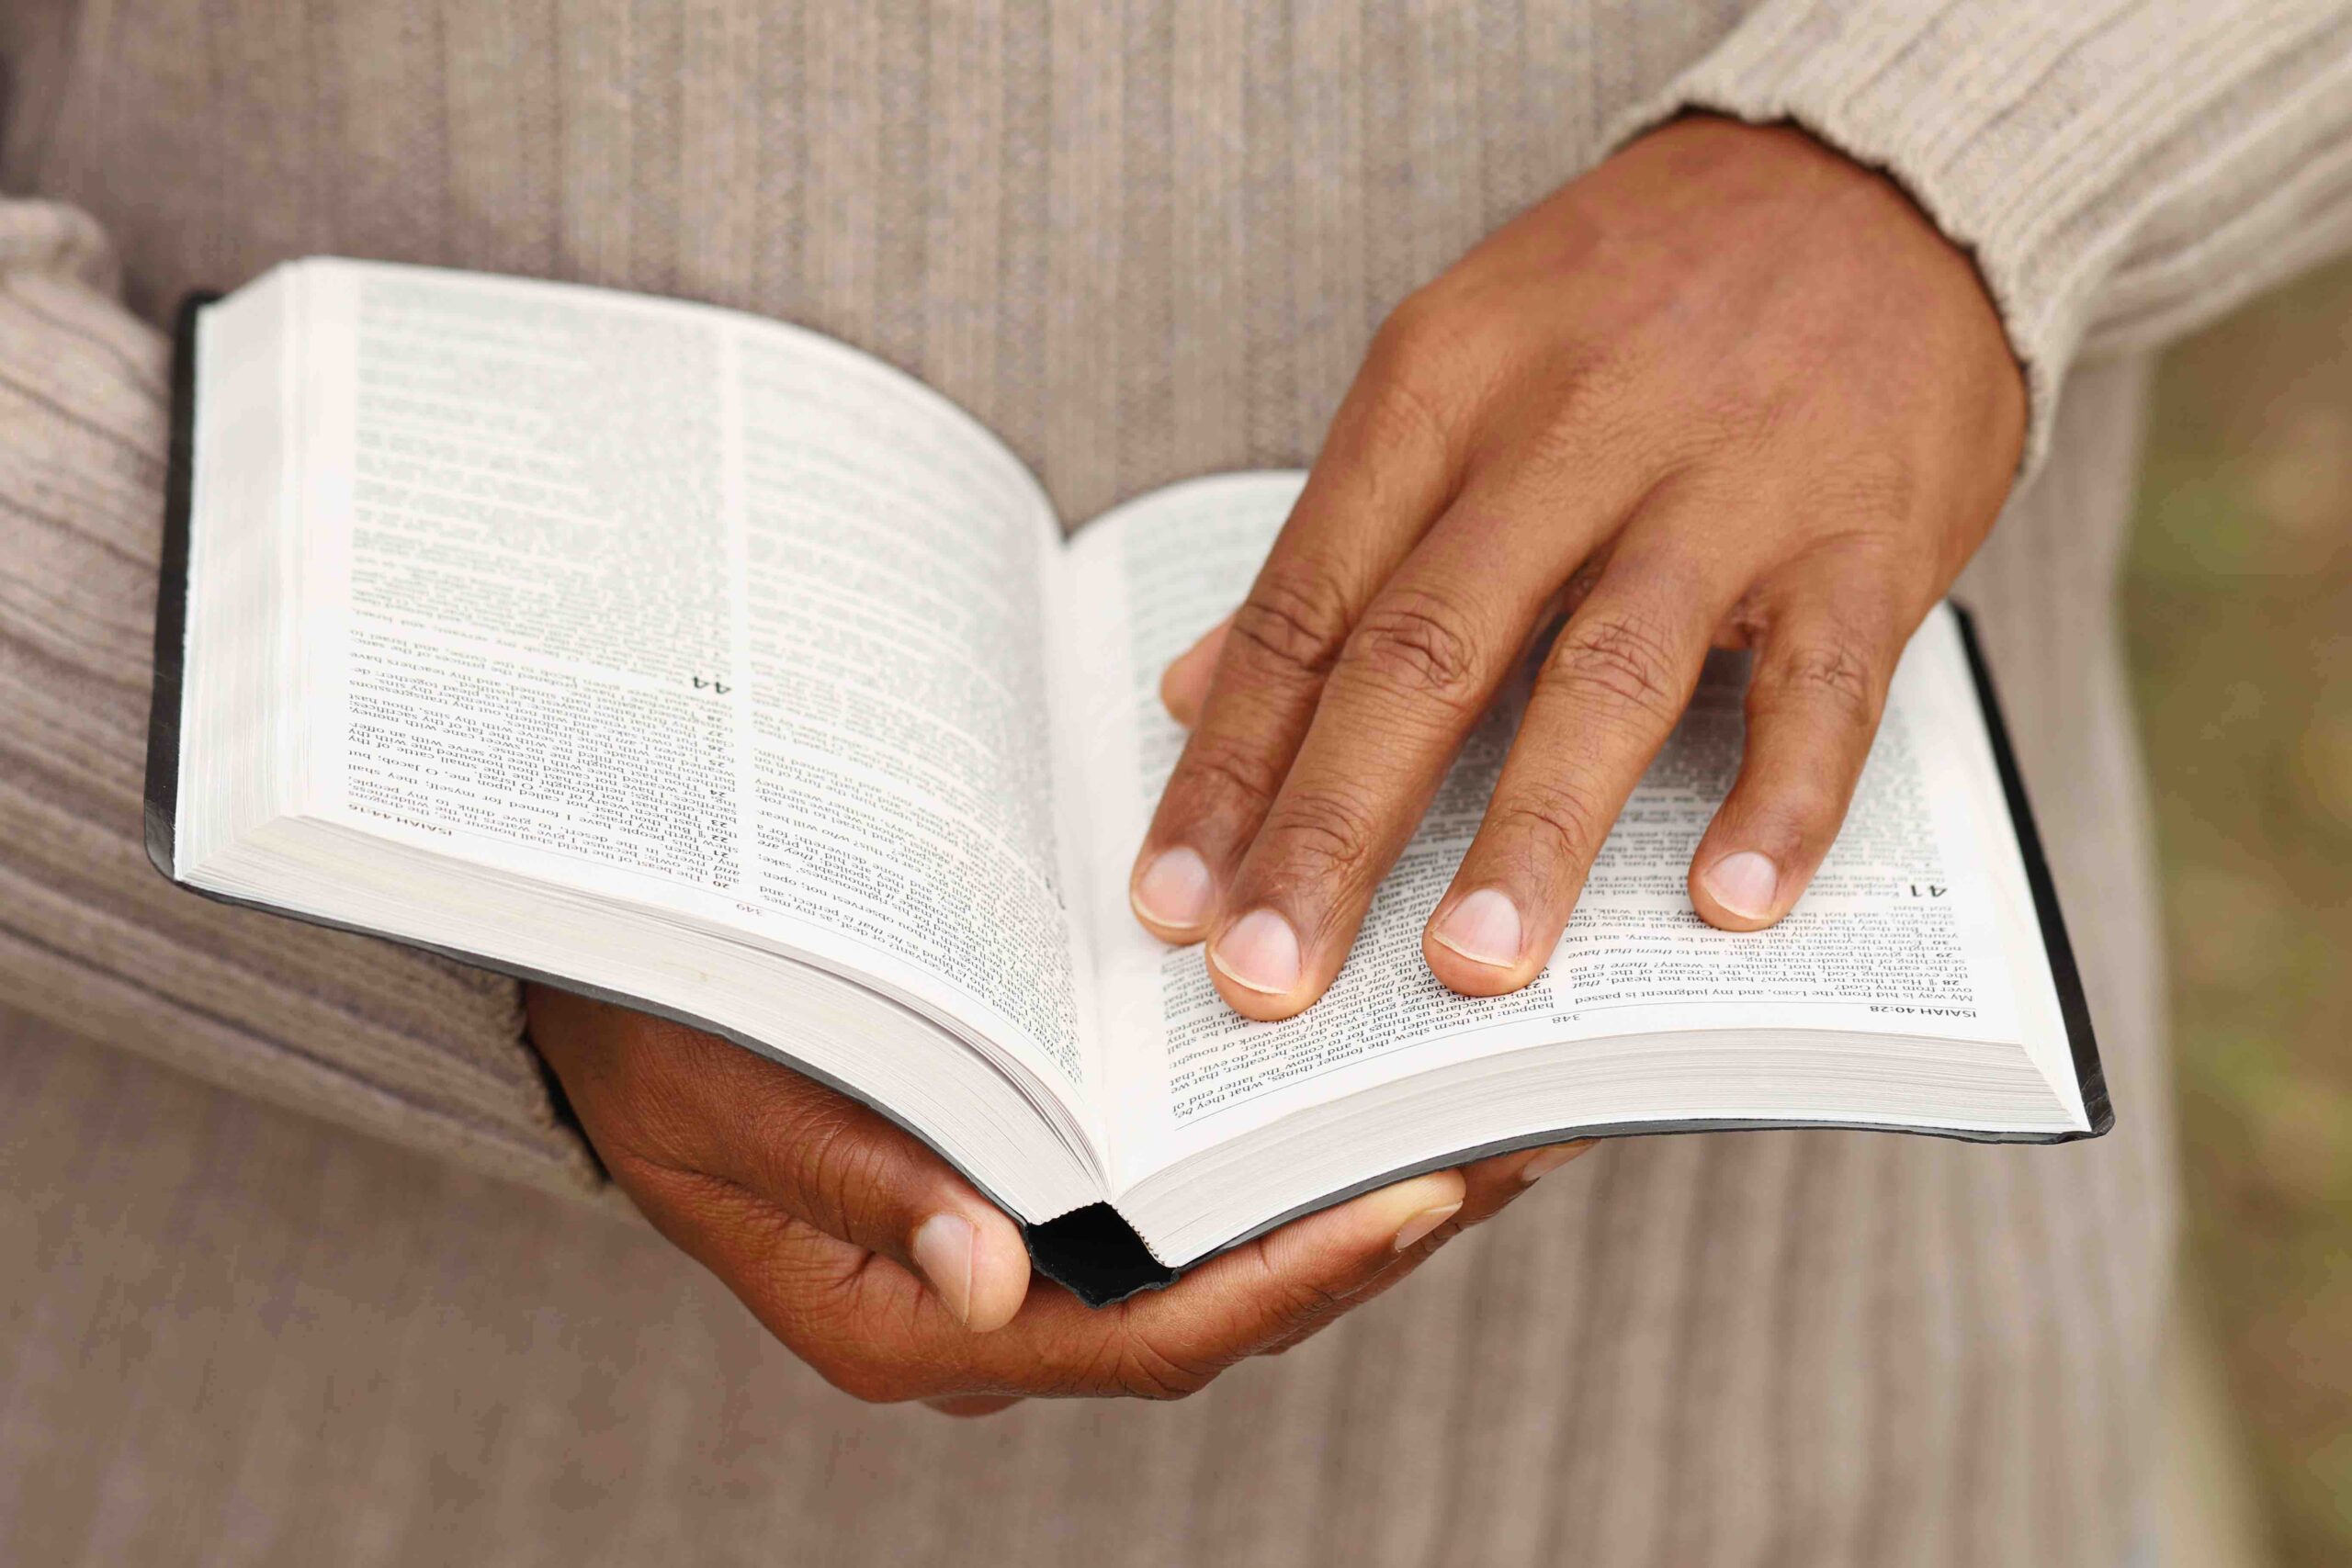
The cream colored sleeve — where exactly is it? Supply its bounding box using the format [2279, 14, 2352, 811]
[1617, 1, 2352, 472]
[0, 195, 604, 1200]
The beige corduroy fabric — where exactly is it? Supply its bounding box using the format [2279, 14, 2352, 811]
[0, 202, 599, 1196]
[1, 2, 2347, 1563]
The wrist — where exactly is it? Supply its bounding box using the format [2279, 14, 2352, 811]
[1621, 113, 2026, 479]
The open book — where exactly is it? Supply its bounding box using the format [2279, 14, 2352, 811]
[148, 260, 2109, 1303]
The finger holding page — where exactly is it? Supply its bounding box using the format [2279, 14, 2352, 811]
[1249, 1138, 1599, 1357]
[670, 1167, 1464, 1405]
[1012, 1168, 1481, 1393]
[940, 1142, 1588, 1400]
[1102, 1168, 1472, 1387]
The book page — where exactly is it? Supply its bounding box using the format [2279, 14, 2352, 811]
[279, 260, 1101, 1116]
[1065, 474, 2073, 1187]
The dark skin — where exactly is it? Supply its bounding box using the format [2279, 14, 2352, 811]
[531, 984, 1589, 1416]
[1130, 116, 2024, 1018]
[533, 115, 2024, 1412]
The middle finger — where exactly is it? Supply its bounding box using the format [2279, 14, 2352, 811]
[1199, 463, 1635, 1019]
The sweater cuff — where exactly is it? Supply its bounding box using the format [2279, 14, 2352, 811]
[1607, 1, 2350, 479]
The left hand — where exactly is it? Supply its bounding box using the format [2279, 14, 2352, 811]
[1127, 114, 2026, 1021]
[528, 986, 1587, 1416]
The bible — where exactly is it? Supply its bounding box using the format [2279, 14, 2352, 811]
[147, 260, 2109, 1304]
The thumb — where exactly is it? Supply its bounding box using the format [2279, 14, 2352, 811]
[528, 987, 1032, 1332]
[710, 1077, 1035, 1334]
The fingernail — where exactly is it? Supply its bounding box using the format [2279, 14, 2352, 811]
[1210, 908, 1302, 995]
[1337, 1170, 1464, 1253]
[1430, 888, 1525, 968]
[911, 1213, 977, 1326]
[1393, 1201, 1464, 1253]
[1133, 847, 1214, 930]
[1703, 851, 1780, 919]
[1519, 1142, 1591, 1184]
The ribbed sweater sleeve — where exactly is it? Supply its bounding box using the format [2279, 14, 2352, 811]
[1615, 1, 2352, 473]
[0, 195, 602, 1201]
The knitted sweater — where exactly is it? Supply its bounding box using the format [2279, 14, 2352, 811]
[0, 2, 2346, 1562]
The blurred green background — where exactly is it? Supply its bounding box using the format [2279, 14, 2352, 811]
[2126, 255, 2352, 1568]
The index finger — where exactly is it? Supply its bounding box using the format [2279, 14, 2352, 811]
[1195, 444, 1654, 1019]
[1126, 323, 1466, 942]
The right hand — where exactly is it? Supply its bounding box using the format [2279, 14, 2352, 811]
[529, 985, 1589, 1412]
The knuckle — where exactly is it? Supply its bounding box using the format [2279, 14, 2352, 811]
[1110, 1326, 1220, 1402]
[593, 1077, 707, 1173]
[1259, 1320, 1330, 1357]
[1367, 289, 1465, 381]
[1237, 1236, 1351, 1331]
[1541, 610, 1689, 727]
[1764, 775, 1849, 834]
[1491, 774, 1614, 868]
[820, 1130, 901, 1235]
[1287, 1274, 1351, 1321]
[781, 1262, 942, 1404]
[1341, 588, 1487, 711]
[1259, 784, 1383, 891]
[1544, 338, 1645, 433]
[1175, 727, 1288, 818]
[1560, 332, 1639, 399]
[1358, 367, 1455, 471]
[1762, 636, 1883, 728]
[803, 1338, 919, 1405]
[1815, 452, 1922, 526]
[764, 1098, 881, 1231]
[1360, 299, 1476, 454]
[570, 1021, 722, 1168]
[1228, 565, 1355, 686]
[1685, 367, 1800, 462]
[611, 1158, 741, 1245]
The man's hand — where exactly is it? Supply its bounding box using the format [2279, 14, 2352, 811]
[530, 986, 1586, 1411]
[1126, 116, 2027, 1020]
